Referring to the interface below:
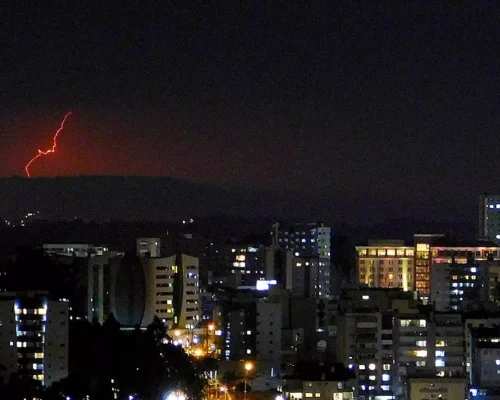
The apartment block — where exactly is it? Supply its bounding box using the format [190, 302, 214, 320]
[0, 292, 69, 387]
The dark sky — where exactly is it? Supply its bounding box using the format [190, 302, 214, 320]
[2, 2, 500, 223]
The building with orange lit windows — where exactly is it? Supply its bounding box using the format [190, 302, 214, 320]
[413, 234, 445, 303]
[356, 240, 415, 291]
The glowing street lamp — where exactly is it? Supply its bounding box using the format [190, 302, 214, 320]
[244, 362, 253, 400]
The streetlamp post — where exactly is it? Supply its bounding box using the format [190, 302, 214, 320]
[243, 362, 253, 400]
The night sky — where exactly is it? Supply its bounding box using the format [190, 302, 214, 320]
[2, 2, 500, 224]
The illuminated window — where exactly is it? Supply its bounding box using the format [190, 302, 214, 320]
[236, 255, 246, 261]
[38, 308, 46, 315]
[416, 361, 426, 367]
[435, 350, 445, 357]
[436, 341, 446, 347]
[369, 375, 376, 381]
[388, 273, 394, 280]
[378, 249, 386, 257]
[359, 249, 367, 256]
[437, 371, 445, 377]
[382, 374, 390, 382]
[362, 295, 370, 300]
[387, 249, 396, 256]
[435, 359, 445, 367]
[315, 394, 320, 398]
[305, 394, 313, 398]
[368, 363, 376, 370]
[414, 350, 427, 357]
[381, 385, 390, 391]
[382, 364, 391, 370]
[359, 365, 366, 370]
[416, 340, 427, 347]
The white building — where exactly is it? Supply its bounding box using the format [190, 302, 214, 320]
[0, 293, 69, 387]
[142, 254, 200, 329]
[136, 238, 161, 257]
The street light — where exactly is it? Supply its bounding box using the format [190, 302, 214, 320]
[244, 362, 253, 400]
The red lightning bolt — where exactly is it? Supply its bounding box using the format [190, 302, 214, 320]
[25, 111, 73, 178]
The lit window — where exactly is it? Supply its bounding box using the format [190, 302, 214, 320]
[435, 350, 445, 357]
[362, 295, 370, 300]
[246, 349, 251, 354]
[436, 341, 446, 347]
[368, 363, 376, 370]
[305, 394, 313, 398]
[416, 340, 427, 347]
[414, 350, 427, 357]
[435, 359, 445, 367]
[369, 375, 376, 381]
[381, 386, 390, 391]
[359, 365, 366, 370]
[38, 308, 46, 315]
[382, 364, 391, 371]
[382, 374, 390, 382]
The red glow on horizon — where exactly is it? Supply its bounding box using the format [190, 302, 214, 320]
[25, 112, 73, 177]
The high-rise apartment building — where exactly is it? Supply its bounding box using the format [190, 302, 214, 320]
[142, 254, 200, 329]
[356, 240, 415, 291]
[430, 243, 500, 311]
[479, 194, 500, 243]
[0, 292, 69, 388]
[276, 223, 331, 297]
[87, 252, 200, 329]
[87, 251, 121, 324]
[136, 238, 161, 257]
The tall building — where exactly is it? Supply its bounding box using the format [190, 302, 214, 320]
[87, 251, 121, 324]
[290, 257, 320, 298]
[0, 292, 69, 387]
[142, 254, 200, 329]
[430, 243, 500, 311]
[356, 240, 415, 291]
[89, 252, 200, 329]
[276, 222, 331, 297]
[136, 238, 161, 257]
[393, 312, 465, 396]
[470, 326, 500, 388]
[479, 194, 500, 243]
[413, 234, 445, 302]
